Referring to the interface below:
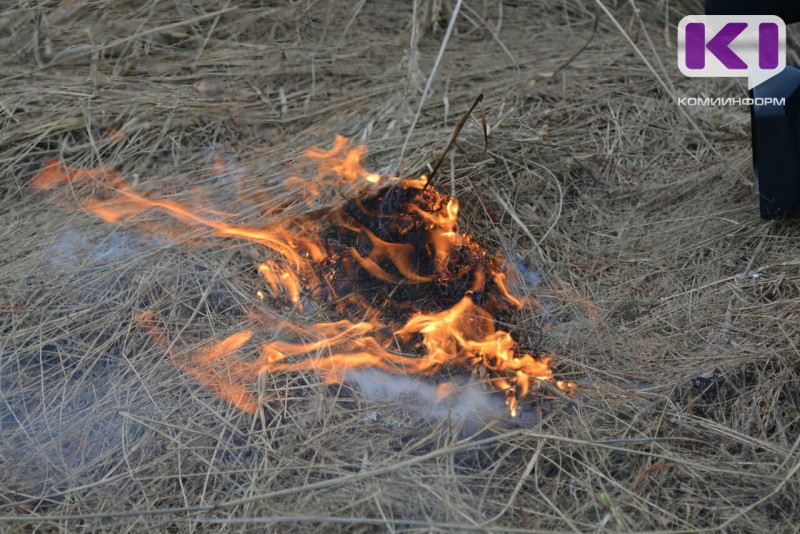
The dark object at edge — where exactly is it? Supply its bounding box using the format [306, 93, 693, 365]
[705, 0, 800, 218]
[705, 0, 800, 24]
[751, 66, 800, 218]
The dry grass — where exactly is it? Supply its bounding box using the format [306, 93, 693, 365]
[2, 0, 799, 531]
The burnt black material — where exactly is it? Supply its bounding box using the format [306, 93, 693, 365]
[326, 184, 512, 321]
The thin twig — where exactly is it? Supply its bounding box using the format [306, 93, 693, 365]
[424, 92, 484, 190]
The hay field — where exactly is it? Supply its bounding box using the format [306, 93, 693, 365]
[2, 0, 799, 531]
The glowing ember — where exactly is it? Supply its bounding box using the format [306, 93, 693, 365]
[33, 135, 574, 415]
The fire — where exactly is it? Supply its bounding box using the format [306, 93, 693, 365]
[33, 135, 574, 415]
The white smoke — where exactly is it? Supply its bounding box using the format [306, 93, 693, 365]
[45, 228, 139, 269]
[508, 251, 541, 293]
[344, 368, 510, 423]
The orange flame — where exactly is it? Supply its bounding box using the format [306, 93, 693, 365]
[34, 135, 574, 415]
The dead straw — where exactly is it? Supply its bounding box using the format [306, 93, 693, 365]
[1, 0, 799, 532]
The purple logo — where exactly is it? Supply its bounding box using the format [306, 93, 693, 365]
[678, 16, 785, 89]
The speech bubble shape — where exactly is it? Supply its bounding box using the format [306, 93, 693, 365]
[677, 15, 786, 90]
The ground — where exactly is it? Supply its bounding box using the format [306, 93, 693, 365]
[1, 0, 799, 531]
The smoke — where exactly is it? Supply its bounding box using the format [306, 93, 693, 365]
[344, 368, 510, 423]
[45, 228, 140, 269]
[508, 251, 541, 293]
[0, 364, 148, 504]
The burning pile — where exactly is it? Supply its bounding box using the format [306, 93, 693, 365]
[32, 135, 573, 416]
